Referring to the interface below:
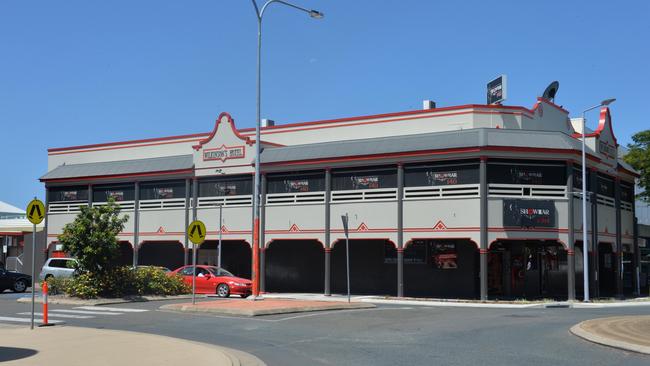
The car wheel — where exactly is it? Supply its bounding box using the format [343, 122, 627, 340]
[12, 279, 27, 293]
[216, 283, 230, 298]
[240, 294, 249, 298]
[44, 274, 53, 281]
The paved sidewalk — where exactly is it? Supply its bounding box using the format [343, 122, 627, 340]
[161, 297, 375, 316]
[570, 316, 650, 355]
[0, 324, 265, 365]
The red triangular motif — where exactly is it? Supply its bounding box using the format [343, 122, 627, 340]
[157, 226, 165, 234]
[356, 223, 369, 232]
[220, 225, 228, 233]
[289, 224, 300, 232]
[433, 220, 448, 231]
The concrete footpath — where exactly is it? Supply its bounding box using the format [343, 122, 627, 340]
[0, 325, 266, 366]
[161, 297, 375, 316]
[570, 316, 650, 355]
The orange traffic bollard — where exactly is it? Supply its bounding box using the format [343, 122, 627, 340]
[40, 281, 53, 327]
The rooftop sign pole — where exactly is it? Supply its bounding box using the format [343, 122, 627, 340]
[487, 75, 507, 105]
[26, 197, 45, 330]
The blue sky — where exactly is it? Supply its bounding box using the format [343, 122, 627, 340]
[1, 0, 648, 208]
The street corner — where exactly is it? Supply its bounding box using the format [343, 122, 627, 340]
[0, 325, 266, 366]
[570, 315, 650, 355]
[159, 297, 376, 317]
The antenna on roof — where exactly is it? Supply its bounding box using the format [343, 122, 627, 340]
[542, 81, 559, 102]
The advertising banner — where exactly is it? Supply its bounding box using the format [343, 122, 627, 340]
[503, 199, 556, 228]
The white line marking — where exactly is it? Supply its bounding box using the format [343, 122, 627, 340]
[0, 316, 63, 324]
[74, 306, 149, 313]
[50, 309, 123, 315]
[17, 312, 94, 319]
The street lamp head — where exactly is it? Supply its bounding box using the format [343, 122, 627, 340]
[309, 9, 324, 19]
[601, 98, 616, 106]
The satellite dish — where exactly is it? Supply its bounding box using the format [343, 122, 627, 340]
[542, 81, 559, 102]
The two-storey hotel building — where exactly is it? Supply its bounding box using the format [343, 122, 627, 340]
[41, 97, 641, 300]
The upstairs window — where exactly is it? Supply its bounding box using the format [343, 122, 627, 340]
[597, 174, 615, 198]
[139, 180, 186, 200]
[198, 175, 252, 197]
[93, 184, 135, 202]
[488, 160, 565, 185]
[332, 167, 397, 191]
[49, 186, 89, 202]
[405, 161, 479, 187]
[620, 181, 634, 202]
[267, 171, 325, 194]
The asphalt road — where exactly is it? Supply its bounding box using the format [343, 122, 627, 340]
[1, 293, 649, 366]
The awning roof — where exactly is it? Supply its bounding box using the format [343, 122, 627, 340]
[260, 128, 586, 164]
[41, 155, 194, 181]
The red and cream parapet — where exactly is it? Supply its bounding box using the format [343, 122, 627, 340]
[41, 97, 640, 300]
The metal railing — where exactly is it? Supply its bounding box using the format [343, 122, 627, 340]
[196, 195, 252, 208]
[91, 200, 136, 210]
[266, 191, 326, 205]
[488, 184, 567, 199]
[139, 198, 186, 210]
[48, 201, 87, 213]
[331, 188, 397, 202]
[403, 184, 480, 200]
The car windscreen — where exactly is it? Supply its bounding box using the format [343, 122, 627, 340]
[207, 267, 235, 277]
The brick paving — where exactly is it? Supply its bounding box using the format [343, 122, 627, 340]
[160, 298, 375, 316]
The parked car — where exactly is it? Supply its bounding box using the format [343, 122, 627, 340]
[170, 265, 252, 298]
[0, 268, 32, 293]
[39, 258, 78, 281]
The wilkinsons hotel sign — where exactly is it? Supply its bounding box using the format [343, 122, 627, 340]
[503, 199, 556, 228]
[203, 145, 245, 162]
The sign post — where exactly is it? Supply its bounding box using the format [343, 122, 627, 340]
[341, 213, 351, 303]
[187, 220, 206, 305]
[26, 198, 45, 330]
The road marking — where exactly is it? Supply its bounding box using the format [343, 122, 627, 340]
[74, 306, 149, 313]
[50, 309, 123, 315]
[17, 312, 94, 319]
[0, 316, 63, 324]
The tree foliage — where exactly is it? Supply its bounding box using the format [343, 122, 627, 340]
[624, 129, 650, 203]
[58, 199, 129, 275]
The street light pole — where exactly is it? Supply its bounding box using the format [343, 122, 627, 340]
[249, 0, 323, 299]
[580, 98, 615, 302]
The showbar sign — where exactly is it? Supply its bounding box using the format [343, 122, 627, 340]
[487, 74, 507, 105]
[503, 199, 556, 228]
[203, 145, 245, 162]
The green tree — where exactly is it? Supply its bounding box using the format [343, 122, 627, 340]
[624, 129, 650, 202]
[58, 199, 129, 275]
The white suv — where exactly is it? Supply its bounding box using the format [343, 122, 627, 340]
[39, 258, 78, 281]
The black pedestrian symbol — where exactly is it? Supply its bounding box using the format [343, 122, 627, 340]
[29, 204, 43, 220]
[190, 224, 203, 238]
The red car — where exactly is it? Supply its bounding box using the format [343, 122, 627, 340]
[171, 265, 252, 298]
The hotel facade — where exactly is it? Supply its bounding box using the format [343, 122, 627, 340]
[41, 97, 642, 300]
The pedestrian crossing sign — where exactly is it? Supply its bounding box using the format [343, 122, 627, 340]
[188, 220, 206, 245]
[26, 198, 45, 225]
